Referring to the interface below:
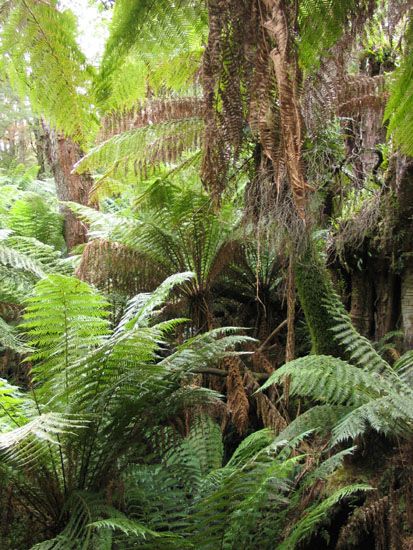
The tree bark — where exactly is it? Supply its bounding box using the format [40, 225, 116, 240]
[394, 159, 413, 350]
[350, 268, 373, 338]
[43, 126, 94, 250]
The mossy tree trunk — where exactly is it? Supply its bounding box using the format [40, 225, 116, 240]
[295, 248, 343, 357]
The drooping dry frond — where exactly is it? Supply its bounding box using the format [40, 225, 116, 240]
[99, 97, 205, 142]
[337, 75, 387, 116]
[201, 0, 259, 196]
[262, 0, 309, 218]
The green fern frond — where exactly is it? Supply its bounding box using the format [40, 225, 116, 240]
[394, 350, 413, 385]
[298, 0, 364, 72]
[0, 412, 87, 468]
[0, 377, 27, 430]
[325, 293, 390, 372]
[23, 274, 110, 399]
[384, 17, 413, 155]
[260, 355, 382, 406]
[88, 517, 159, 540]
[97, 0, 207, 109]
[331, 392, 413, 444]
[0, 317, 30, 353]
[75, 118, 203, 184]
[7, 193, 64, 250]
[0, 1, 97, 142]
[0, 242, 45, 278]
[226, 429, 275, 468]
[260, 354, 413, 445]
[117, 271, 194, 331]
[274, 405, 353, 443]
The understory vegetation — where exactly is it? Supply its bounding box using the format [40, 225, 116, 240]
[0, 0, 413, 548]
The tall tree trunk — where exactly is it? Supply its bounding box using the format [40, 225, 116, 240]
[43, 125, 94, 251]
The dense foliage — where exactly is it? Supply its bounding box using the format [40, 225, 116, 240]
[0, 0, 413, 548]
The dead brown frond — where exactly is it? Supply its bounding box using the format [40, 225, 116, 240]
[99, 97, 205, 142]
[243, 361, 288, 432]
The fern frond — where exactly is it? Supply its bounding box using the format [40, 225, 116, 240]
[0, 412, 87, 468]
[23, 274, 110, 399]
[116, 271, 194, 331]
[331, 392, 413, 444]
[97, 0, 207, 109]
[274, 405, 353, 443]
[0, 1, 97, 142]
[7, 193, 64, 250]
[0, 242, 45, 277]
[394, 350, 413, 386]
[385, 17, 413, 155]
[261, 354, 413, 445]
[298, 0, 368, 72]
[260, 355, 382, 406]
[325, 292, 390, 372]
[88, 517, 158, 540]
[75, 118, 203, 183]
[0, 317, 30, 353]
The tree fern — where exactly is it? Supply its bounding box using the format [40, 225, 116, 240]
[0, 271, 253, 547]
[68, 183, 241, 330]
